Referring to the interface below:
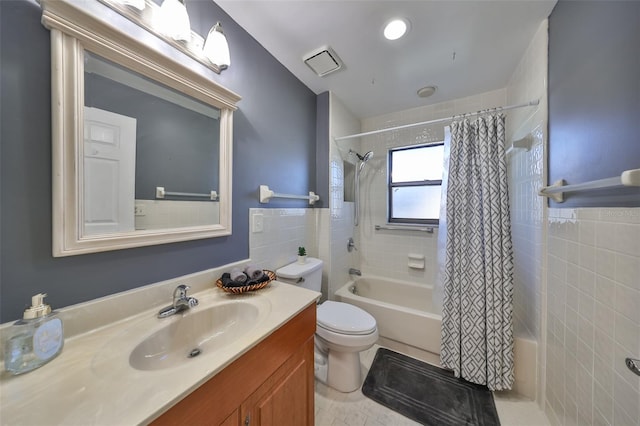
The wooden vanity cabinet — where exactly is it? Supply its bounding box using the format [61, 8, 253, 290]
[152, 304, 316, 426]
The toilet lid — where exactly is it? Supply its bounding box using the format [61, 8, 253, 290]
[317, 301, 377, 335]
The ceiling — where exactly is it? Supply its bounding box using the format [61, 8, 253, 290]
[216, 1, 557, 119]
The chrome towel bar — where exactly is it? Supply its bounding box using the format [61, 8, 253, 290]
[156, 186, 218, 201]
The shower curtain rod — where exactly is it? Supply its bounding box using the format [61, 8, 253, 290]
[334, 99, 540, 141]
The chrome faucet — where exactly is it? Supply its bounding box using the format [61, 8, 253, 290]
[348, 268, 362, 276]
[158, 285, 198, 318]
[347, 237, 358, 252]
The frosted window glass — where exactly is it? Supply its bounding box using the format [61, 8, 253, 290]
[392, 145, 444, 182]
[391, 186, 441, 220]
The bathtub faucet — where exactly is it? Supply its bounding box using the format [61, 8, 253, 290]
[348, 268, 361, 276]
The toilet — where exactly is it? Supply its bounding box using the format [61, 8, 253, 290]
[276, 258, 378, 392]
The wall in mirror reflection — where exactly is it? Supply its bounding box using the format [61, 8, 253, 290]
[134, 199, 220, 230]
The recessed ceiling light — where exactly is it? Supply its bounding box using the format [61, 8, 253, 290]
[417, 86, 437, 98]
[383, 19, 408, 41]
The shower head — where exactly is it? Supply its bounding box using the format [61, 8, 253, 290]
[358, 151, 373, 172]
[349, 149, 374, 163]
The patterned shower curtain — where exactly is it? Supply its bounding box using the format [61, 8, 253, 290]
[440, 113, 515, 391]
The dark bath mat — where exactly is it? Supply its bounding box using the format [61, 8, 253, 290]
[362, 348, 500, 426]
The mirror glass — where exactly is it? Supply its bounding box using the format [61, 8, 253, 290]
[83, 52, 221, 235]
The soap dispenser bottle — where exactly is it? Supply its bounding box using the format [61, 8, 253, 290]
[4, 294, 64, 375]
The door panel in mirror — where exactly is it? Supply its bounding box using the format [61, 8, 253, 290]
[83, 107, 137, 236]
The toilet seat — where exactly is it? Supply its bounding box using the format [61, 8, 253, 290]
[317, 301, 377, 335]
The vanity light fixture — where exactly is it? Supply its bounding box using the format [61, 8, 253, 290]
[203, 22, 231, 69]
[158, 0, 191, 42]
[96, 0, 227, 73]
[383, 18, 409, 41]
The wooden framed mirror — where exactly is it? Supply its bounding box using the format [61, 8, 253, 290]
[40, 0, 241, 256]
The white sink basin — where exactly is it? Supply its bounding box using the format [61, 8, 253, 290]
[129, 301, 262, 371]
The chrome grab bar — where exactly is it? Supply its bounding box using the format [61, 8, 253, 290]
[375, 224, 434, 233]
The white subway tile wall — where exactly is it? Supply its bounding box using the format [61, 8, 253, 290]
[247, 204, 356, 300]
[356, 88, 508, 285]
[505, 20, 549, 407]
[328, 93, 362, 299]
[329, 203, 356, 297]
[134, 199, 220, 229]
[545, 208, 640, 426]
[248, 208, 317, 272]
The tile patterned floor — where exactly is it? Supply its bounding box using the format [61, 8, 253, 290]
[314, 344, 550, 426]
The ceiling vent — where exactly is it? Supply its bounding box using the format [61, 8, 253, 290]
[303, 46, 343, 77]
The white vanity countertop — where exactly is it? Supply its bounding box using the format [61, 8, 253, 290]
[0, 281, 319, 425]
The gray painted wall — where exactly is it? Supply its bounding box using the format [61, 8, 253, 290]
[548, 0, 640, 207]
[0, 0, 319, 322]
[315, 92, 330, 207]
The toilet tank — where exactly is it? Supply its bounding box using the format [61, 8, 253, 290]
[276, 258, 323, 292]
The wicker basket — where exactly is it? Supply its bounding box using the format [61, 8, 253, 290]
[216, 270, 276, 294]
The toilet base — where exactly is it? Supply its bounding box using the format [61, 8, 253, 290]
[314, 343, 363, 393]
[314, 350, 328, 384]
[327, 350, 362, 392]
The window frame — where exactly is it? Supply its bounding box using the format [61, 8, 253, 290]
[387, 142, 444, 225]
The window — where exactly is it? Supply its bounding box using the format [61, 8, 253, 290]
[388, 143, 444, 224]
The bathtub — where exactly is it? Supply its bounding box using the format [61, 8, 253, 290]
[335, 276, 442, 354]
[336, 276, 539, 400]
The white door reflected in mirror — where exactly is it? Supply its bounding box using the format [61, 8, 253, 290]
[83, 107, 136, 236]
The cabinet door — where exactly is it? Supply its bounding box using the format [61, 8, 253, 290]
[242, 338, 314, 426]
[255, 358, 308, 425]
[221, 409, 240, 426]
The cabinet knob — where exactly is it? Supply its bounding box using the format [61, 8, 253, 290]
[244, 414, 250, 426]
